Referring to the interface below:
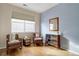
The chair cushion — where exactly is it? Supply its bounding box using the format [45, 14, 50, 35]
[34, 38, 42, 40]
[8, 40, 20, 44]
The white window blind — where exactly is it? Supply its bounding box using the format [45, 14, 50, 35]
[11, 18, 35, 33]
[25, 21, 35, 32]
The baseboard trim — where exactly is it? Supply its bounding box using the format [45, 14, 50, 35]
[68, 50, 79, 55]
[0, 47, 6, 50]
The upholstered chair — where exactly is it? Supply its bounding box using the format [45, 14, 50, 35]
[33, 33, 43, 46]
[6, 34, 22, 54]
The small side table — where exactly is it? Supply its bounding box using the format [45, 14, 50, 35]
[23, 38, 31, 46]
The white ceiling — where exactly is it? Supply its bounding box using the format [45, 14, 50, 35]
[10, 3, 58, 13]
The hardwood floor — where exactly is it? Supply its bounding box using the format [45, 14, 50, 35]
[6, 46, 77, 56]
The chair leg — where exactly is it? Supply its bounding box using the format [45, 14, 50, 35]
[20, 42, 22, 49]
[20, 44, 22, 49]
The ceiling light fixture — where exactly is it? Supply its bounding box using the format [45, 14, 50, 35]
[23, 4, 27, 6]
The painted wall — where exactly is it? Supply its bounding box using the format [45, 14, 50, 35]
[41, 3, 79, 54]
[0, 3, 40, 49]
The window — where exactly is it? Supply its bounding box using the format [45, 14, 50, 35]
[25, 21, 35, 32]
[11, 18, 35, 33]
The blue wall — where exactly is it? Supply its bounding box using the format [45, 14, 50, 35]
[41, 3, 79, 54]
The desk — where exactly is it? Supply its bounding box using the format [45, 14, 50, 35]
[45, 34, 60, 48]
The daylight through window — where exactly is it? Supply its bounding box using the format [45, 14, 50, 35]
[11, 18, 35, 33]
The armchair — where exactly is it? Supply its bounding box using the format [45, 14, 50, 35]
[6, 34, 22, 54]
[33, 33, 43, 46]
[23, 36, 31, 46]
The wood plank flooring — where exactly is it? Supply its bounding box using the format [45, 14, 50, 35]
[6, 46, 77, 56]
